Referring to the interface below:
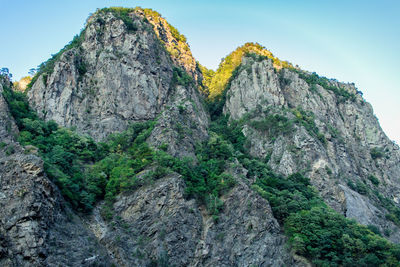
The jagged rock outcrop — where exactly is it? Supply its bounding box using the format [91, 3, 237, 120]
[28, 8, 205, 145]
[85, 171, 300, 267]
[0, 77, 112, 266]
[135, 8, 202, 81]
[223, 54, 400, 242]
[3, 6, 400, 266]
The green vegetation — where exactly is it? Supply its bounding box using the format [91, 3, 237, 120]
[197, 62, 215, 95]
[0, 142, 6, 149]
[171, 67, 193, 87]
[347, 180, 368, 195]
[5, 145, 15, 155]
[167, 23, 187, 43]
[2, 85, 106, 210]
[292, 109, 327, 145]
[3, 80, 235, 216]
[296, 71, 356, 102]
[205, 99, 400, 266]
[139, 7, 187, 42]
[206, 42, 293, 99]
[155, 134, 236, 216]
[245, 107, 326, 146]
[98, 7, 138, 32]
[286, 206, 400, 266]
[249, 114, 294, 137]
[371, 147, 385, 160]
[375, 193, 400, 227]
[252, 172, 400, 266]
[368, 174, 380, 186]
[134, 6, 189, 63]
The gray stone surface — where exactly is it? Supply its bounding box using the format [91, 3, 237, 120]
[85, 173, 300, 267]
[0, 77, 112, 266]
[3, 7, 400, 266]
[28, 11, 176, 141]
[224, 55, 400, 242]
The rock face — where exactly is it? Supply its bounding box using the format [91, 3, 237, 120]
[135, 8, 202, 82]
[85, 172, 299, 267]
[28, 9, 202, 142]
[0, 77, 112, 266]
[223, 55, 400, 242]
[3, 6, 400, 267]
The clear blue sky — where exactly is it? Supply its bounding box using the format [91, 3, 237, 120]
[1, 0, 399, 143]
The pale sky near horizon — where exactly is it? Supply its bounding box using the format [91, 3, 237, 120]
[1, 0, 399, 143]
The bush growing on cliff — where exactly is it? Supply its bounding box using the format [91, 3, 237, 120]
[368, 174, 380, 186]
[208, 110, 400, 266]
[2, 85, 107, 210]
[252, 171, 400, 266]
[98, 7, 137, 32]
[249, 114, 294, 137]
[296, 71, 356, 102]
[370, 147, 385, 159]
[171, 67, 193, 87]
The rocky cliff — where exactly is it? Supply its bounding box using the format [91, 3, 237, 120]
[2, 6, 400, 267]
[0, 76, 112, 266]
[27, 8, 202, 142]
[223, 53, 400, 242]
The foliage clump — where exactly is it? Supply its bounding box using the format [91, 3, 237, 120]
[368, 174, 380, 186]
[3, 81, 236, 215]
[245, 107, 326, 146]
[249, 114, 294, 137]
[171, 67, 193, 87]
[205, 101, 400, 266]
[206, 42, 293, 99]
[252, 171, 400, 266]
[370, 147, 385, 160]
[2, 86, 106, 210]
[296, 71, 356, 102]
[98, 7, 138, 32]
[292, 108, 327, 145]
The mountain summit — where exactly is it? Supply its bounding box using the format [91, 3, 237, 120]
[1, 7, 400, 266]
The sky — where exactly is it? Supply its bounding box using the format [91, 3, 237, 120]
[1, 0, 399, 143]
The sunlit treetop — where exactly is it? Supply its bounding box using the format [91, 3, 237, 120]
[205, 42, 294, 99]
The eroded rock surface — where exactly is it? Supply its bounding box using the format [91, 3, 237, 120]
[85, 173, 300, 267]
[0, 76, 112, 266]
[224, 55, 400, 241]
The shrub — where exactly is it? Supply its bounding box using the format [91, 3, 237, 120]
[355, 180, 368, 195]
[296, 71, 356, 102]
[371, 147, 385, 160]
[99, 8, 137, 32]
[368, 174, 380, 186]
[0, 142, 6, 149]
[249, 114, 294, 137]
[292, 108, 326, 146]
[171, 67, 193, 87]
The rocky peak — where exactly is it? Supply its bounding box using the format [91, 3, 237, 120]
[205, 42, 293, 99]
[222, 53, 400, 242]
[134, 7, 201, 82]
[27, 7, 206, 143]
[3, 6, 400, 266]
